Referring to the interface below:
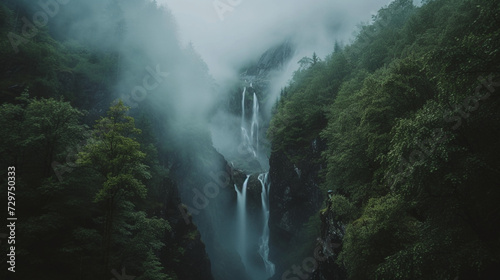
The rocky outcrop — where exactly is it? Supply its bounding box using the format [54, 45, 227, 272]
[268, 137, 326, 278]
[266, 132, 349, 280]
[244, 40, 294, 78]
[308, 203, 346, 280]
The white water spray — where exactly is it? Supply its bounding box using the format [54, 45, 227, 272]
[240, 87, 258, 157]
[251, 93, 260, 153]
[258, 172, 275, 277]
[235, 175, 250, 267]
[241, 87, 246, 128]
[234, 85, 274, 279]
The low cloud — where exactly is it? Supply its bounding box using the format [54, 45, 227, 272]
[159, 0, 392, 81]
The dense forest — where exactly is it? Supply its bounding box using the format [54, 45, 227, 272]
[0, 0, 214, 279]
[0, 0, 499, 279]
[269, 0, 499, 279]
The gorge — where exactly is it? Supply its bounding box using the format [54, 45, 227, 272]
[1, 0, 499, 280]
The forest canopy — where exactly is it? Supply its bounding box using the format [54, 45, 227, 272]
[269, 0, 500, 278]
[0, 0, 499, 279]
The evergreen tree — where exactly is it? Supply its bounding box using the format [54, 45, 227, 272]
[77, 100, 150, 272]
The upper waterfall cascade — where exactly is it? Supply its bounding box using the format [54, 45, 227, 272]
[240, 87, 260, 158]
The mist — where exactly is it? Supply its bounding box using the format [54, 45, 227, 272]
[159, 0, 393, 81]
[8, 0, 410, 279]
[4, 0, 495, 279]
[45, 0, 398, 133]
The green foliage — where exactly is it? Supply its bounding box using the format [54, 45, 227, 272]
[0, 91, 86, 178]
[329, 195, 357, 223]
[339, 194, 419, 279]
[0, 1, 211, 279]
[270, 0, 500, 278]
[280, 213, 323, 269]
[0, 88, 193, 280]
[0, 2, 117, 107]
[78, 101, 149, 202]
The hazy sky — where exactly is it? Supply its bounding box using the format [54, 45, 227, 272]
[158, 0, 396, 81]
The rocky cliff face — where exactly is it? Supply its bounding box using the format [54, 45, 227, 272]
[211, 40, 295, 178]
[268, 137, 326, 278]
[174, 144, 250, 280]
[308, 202, 346, 280]
[243, 40, 294, 78]
[159, 177, 215, 280]
[226, 40, 295, 119]
[181, 39, 295, 280]
[155, 38, 297, 280]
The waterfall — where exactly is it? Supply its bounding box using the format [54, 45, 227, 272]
[251, 93, 259, 153]
[240, 87, 257, 157]
[258, 173, 275, 277]
[241, 87, 246, 128]
[234, 85, 274, 279]
[235, 175, 250, 268]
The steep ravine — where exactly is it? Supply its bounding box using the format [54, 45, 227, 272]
[187, 39, 296, 280]
[174, 145, 249, 280]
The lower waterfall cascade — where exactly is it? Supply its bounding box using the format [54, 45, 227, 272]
[235, 175, 250, 267]
[234, 173, 275, 280]
[258, 172, 275, 277]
